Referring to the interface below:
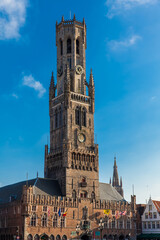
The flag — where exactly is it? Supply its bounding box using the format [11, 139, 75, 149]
[63, 209, 68, 217]
[115, 211, 120, 219]
[104, 209, 111, 216]
[122, 211, 126, 216]
[119, 211, 123, 216]
[48, 208, 50, 217]
[58, 208, 61, 217]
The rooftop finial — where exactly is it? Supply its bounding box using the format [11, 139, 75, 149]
[37, 171, 38, 178]
[62, 16, 64, 22]
[73, 14, 76, 20]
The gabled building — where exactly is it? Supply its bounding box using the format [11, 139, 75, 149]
[138, 198, 160, 240]
[0, 16, 137, 240]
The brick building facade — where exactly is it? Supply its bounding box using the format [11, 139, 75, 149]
[0, 16, 137, 240]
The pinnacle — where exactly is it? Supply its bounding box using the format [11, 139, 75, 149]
[89, 68, 94, 86]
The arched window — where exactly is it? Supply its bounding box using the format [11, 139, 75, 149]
[53, 214, 58, 227]
[60, 216, 65, 228]
[76, 39, 79, 54]
[30, 214, 36, 227]
[42, 214, 47, 227]
[82, 108, 86, 127]
[62, 236, 67, 240]
[91, 191, 95, 199]
[59, 108, 62, 127]
[56, 235, 61, 240]
[34, 235, 39, 240]
[72, 190, 76, 200]
[75, 107, 80, 125]
[60, 39, 63, 56]
[67, 38, 71, 54]
[55, 109, 58, 128]
[50, 236, 54, 240]
[82, 206, 88, 219]
[27, 235, 33, 240]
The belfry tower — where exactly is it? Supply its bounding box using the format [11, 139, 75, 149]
[44, 16, 99, 199]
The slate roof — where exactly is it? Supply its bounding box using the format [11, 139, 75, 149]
[0, 178, 62, 204]
[99, 182, 124, 201]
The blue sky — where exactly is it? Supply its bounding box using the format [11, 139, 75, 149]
[0, 0, 160, 203]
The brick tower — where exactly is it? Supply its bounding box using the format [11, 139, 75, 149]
[44, 15, 100, 199]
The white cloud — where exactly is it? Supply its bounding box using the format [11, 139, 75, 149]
[0, 0, 28, 40]
[12, 93, 19, 99]
[106, 0, 158, 18]
[22, 74, 46, 98]
[107, 34, 141, 51]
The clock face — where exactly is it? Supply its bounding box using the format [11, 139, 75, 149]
[78, 133, 86, 143]
[76, 65, 83, 75]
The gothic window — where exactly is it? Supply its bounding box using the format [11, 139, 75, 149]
[59, 108, 62, 127]
[72, 190, 76, 200]
[60, 216, 65, 228]
[67, 38, 71, 54]
[34, 235, 39, 240]
[53, 214, 58, 228]
[60, 39, 63, 56]
[73, 210, 75, 219]
[91, 191, 95, 200]
[76, 39, 79, 54]
[42, 214, 47, 227]
[75, 107, 80, 125]
[72, 179, 73, 189]
[67, 57, 72, 69]
[56, 235, 61, 240]
[82, 108, 86, 127]
[50, 235, 54, 240]
[55, 109, 58, 128]
[82, 206, 88, 219]
[62, 236, 67, 240]
[27, 235, 33, 240]
[30, 214, 36, 227]
[127, 219, 131, 229]
[81, 191, 87, 199]
[78, 79, 81, 93]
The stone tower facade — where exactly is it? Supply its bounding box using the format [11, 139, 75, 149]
[44, 16, 100, 199]
[110, 157, 124, 197]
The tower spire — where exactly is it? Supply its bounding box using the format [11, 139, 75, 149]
[112, 156, 119, 187]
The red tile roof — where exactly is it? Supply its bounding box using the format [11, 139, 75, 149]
[153, 200, 160, 214]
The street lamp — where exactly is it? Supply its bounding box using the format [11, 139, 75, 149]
[76, 223, 81, 240]
[99, 218, 104, 240]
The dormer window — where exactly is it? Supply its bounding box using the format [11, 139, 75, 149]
[67, 38, 71, 54]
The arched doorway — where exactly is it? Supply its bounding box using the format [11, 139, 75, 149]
[81, 234, 90, 240]
[119, 235, 125, 240]
[41, 234, 49, 240]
